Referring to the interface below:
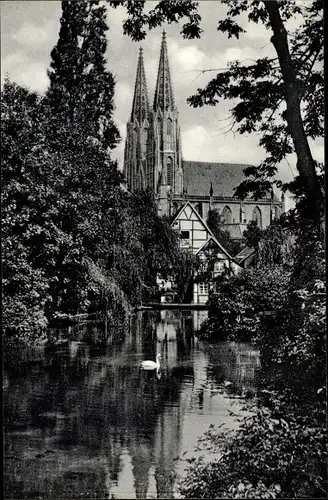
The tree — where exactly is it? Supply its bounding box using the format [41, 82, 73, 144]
[207, 209, 243, 256]
[47, 0, 120, 151]
[242, 220, 264, 250]
[257, 220, 295, 268]
[43, 0, 126, 316]
[108, 0, 324, 224]
[1, 79, 51, 343]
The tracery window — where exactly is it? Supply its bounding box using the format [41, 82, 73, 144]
[221, 205, 232, 224]
[252, 206, 262, 228]
[167, 118, 172, 135]
[143, 127, 148, 148]
[195, 202, 203, 218]
[274, 206, 279, 220]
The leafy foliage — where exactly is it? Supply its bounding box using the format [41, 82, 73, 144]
[198, 264, 290, 342]
[46, 0, 120, 151]
[108, 0, 202, 40]
[179, 209, 326, 497]
[207, 209, 243, 256]
[179, 395, 327, 498]
[2, 1, 194, 346]
[242, 220, 264, 250]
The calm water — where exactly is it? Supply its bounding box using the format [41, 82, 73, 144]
[3, 310, 260, 499]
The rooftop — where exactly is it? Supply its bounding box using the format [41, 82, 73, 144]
[182, 160, 252, 198]
[182, 160, 280, 202]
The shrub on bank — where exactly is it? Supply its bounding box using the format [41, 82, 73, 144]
[179, 393, 327, 498]
[180, 219, 326, 499]
[197, 265, 290, 343]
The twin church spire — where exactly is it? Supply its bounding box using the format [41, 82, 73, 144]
[130, 47, 149, 123]
[153, 31, 175, 112]
[131, 31, 175, 120]
[124, 31, 183, 213]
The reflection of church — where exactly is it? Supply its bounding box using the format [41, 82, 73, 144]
[124, 31, 285, 238]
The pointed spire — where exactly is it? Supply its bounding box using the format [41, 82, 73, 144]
[153, 30, 175, 112]
[131, 46, 149, 123]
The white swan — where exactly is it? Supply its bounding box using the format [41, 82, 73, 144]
[141, 354, 161, 370]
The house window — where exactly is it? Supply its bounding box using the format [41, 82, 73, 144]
[180, 231, 190, 239]
[199, 282, 208, 295]
[214, 261, 224, 272]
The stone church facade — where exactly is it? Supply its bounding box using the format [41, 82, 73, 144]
[124, 32, 284, 238]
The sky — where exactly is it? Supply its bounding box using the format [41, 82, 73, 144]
[1, 1, 324, 208]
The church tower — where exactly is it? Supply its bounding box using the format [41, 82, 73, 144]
[151, 31, 183, 215]
[124, 32, 183, 215]
[124, 47, 151, 192]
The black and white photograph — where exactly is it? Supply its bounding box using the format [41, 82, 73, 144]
[2, 0, 326, 498]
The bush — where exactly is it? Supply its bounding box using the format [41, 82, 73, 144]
[198, 265, 290, 342]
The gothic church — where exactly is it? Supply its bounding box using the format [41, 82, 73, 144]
[124, 32, 284, 238]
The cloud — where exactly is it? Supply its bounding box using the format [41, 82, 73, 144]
[170, 42, 205, 73]
[182, 125, 218, 162]
[112, 121, 126, 170]
[12, 20, 58, 47]
[1, 53, 49, 93]
[106, 3, 127, 39]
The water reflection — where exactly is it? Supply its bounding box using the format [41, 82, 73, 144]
[4, 310, 260, 499]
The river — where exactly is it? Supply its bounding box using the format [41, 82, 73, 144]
[3, 309, 260, 499]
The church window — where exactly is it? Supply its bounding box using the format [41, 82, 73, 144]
[167, 118, 172, 135]
[221, 205, 232, 224]
[143, 127, 148, 147]
[274, 206, 279, 220]
[167, 118, 173, 149]
[252, 206, 262, 228]
[167, 157, 173, 186]
[172, 201, 179, 215]
[157, 117, 162, 134]
[157, 117, 163, 149]
[196, 202, 203, 218]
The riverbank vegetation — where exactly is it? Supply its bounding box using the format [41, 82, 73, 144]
[2, 1, 196, 350]
[179, 204, 326, 498]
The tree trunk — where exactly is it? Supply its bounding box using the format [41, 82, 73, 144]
[264, 0, 324, 224]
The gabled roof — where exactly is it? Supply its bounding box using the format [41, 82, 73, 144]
[196, 236, 242, 272]
[196, 235, 231, 259]
[171, 201, 234, 261]
[182, 160, 280, 201]
[182, 160, 252, 198]
[171, 201, 211, 232]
